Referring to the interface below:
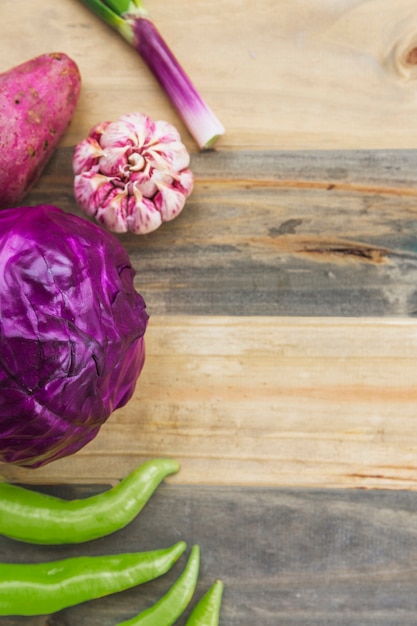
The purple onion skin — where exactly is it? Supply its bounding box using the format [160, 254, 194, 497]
[132, 18, 224, 149]
[133, 18, 199, 109]
[0, 205, 148, 468]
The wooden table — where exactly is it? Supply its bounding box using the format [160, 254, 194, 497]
[2, 1, 417, 623]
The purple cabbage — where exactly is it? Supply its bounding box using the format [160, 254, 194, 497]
[0, 205, 148, 468]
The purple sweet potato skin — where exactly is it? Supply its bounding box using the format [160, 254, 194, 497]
[0, 52, 81, 208]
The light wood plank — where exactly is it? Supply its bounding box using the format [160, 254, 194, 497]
[3, 316, 417, 490]
[3, 1, 417, 150]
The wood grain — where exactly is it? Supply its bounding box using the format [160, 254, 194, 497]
[3, 316, 417, 491]
[24, 146, 417, 317]
[3, 0, 417, 151]
[3, 483, 417, 625]
[3, 3, 417, 624]
[5, 147, 417, 490]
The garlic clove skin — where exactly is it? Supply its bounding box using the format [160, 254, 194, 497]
[154, 169, 194, 222]
[73, 112, 194, 235]
[96, 189, 163, 235]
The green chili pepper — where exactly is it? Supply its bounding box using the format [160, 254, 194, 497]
[0, 458, 179, 544]
[117, 545, 200, 626]
[0, 541, 186, 616]
[185, 579, 224, 626]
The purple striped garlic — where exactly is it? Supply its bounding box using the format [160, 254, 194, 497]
[72, 112, 194, 234]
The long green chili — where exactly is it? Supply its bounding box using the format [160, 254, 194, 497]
[185, 580, 224, 626]
[0, 541, 186, 616]
[0, 458, 179, 544]
[117, 545, 200, 626]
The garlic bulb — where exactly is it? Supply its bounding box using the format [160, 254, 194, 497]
[73, 112, 194, 234]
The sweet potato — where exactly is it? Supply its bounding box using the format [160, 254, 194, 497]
[0, 52, 81, 208]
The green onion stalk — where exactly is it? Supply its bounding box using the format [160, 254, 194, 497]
[79, 0, 225, 149]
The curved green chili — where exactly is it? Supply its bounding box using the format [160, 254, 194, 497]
[117, 545, 200, 626]
[0, 541, 186, 616]
[0, 458, 179, 544]
[185, 579, 224, 626]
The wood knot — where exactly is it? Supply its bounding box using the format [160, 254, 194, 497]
[406, 46, 417, 65]
[387, 34, 417, 81]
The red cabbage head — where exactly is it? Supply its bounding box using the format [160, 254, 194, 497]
[0, 205, 148, 467]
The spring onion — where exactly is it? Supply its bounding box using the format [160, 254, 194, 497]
[78, 0, 225, 149]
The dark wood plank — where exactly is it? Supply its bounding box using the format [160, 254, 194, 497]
[3, 484, 417, 625]
[23, 147, 417, 317]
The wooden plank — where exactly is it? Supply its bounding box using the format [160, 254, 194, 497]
[25, 147, 417, 317]
[3, 316, 417, 491]
[3, 1, 417, 150]
[4, 4, 417, 622]
[3, 483, 417, 625]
